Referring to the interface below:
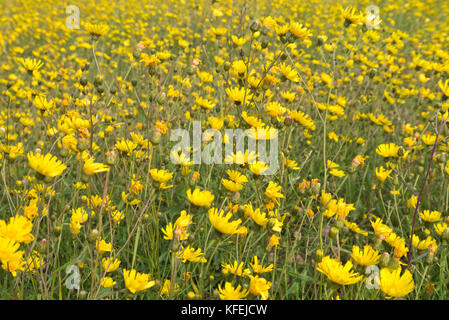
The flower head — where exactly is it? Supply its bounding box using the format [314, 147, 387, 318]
[28, 152, 67, 178]
[123, 269, 155, 294]
[379, 267, 414, 298]
[187, 188, 214, 207]
[209, 208, 248, 236]
[217, 282, 248, 300]
[316, 256, 363, 285]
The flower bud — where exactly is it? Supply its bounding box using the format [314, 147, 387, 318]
[77, 138, 90, 151]
[150, 130, 161, 145]
[106, 150, 117, 166]
[442, 228, 449, 242]
[425, 252, 435, 265]
[88, 229, 99, 243]
[379, 252, 390, 268]
[78, 290, 87, 300]
[260, 25, 269, 35]
[388, 257, 399, 270]
[37, 239, 48, 254]
[59, 146, 69, 157]
[133, 49, 141, 59]
[329, 227, 339, 240]
[335, 218, 345, 230]
[80, 76, 88, 86]
[250, 20, 260, 33]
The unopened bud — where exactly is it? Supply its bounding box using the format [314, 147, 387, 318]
[329, 227, 339, 240]
[77, 138, 90, 151]
[106, 150, 117, 166]
[150, 130, 161, 145]
[37, 239, 48, 254]
[88, 229, 99, 243]
[250, 20, 260, 33]
[379, 252, 390, 268]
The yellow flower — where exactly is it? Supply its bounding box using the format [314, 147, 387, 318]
[316, 256, 363, 285]
[208, 208, 248, 235]
[379, 267, 414, 298]
[150, 169, 173, 185]
[434, 222, 448, 236]
[83, 157, 109, 175]
[141, 53, 160, 67]
[376, 143, 400, 158]
[85, 22, 109, 38]
[267, 234, 280, 248]
[102, 257, 121, 273]
[439, 79, 449, 97]
[278, 62, 299, 82]
[101, 277, 116, 288]
[344, 220, 368, 236]
[186, 188, 214, 207]
[250, 256, 273, 274]
[0, 236, 25, 276]
[27, 152, 67, 178]
[407, 196, 417, 209]
[289, 22, 311, 40]
[231, 60, 247, 79]
[160, 279, 179, 296]
[375, 166, 392, 182]
[96, 239, 112, 255]
[249, 161, 269, 175]
[221, 179, 244, 192]
[248, 275, 272, 300]
[115, 138, 137, 155]
[71, 208, 88, 225]
[221, 261, 251, 277]
[0, 215, 34, 244]
[195, 96, 216, 110]
[19, 58, 43, 73]
[226, 170, 248, 184]
[342, 6, 364, 26]
[244, 203, 269, 227]
[26, 251, 42, 274]
[123, 269, 155, 294]
[161, 210, 193, 241]
[264, 181, 284, 205]
[242, 111, 264, 128]
[217, 282, 248, 300]
[226, 87, 252, 105]
[177, 246, 207, 263]
[420, 210, 442, 223]
[231, 35, 248, 46]
[351, 245, 381, 266]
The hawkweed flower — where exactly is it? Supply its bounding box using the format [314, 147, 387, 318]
[248, 275, 272, 300]
[19, 58, 43, 73]
[264, 181, 284, 205]
[83, 156, 110, 175]
[316, 256, 363, 285]
[379, 267, 414, 298]
[221, 261, 251, 277]
[123, 269, 155, 294]
[217, 282, 248, 300]
[0, 215, 34, 244]
[351, 245, 381, 266]
[208, 208, 248, 236]
[28, 152, 67, 178]
[187, 188, 214, 207]
[85, 22, 109, 39]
